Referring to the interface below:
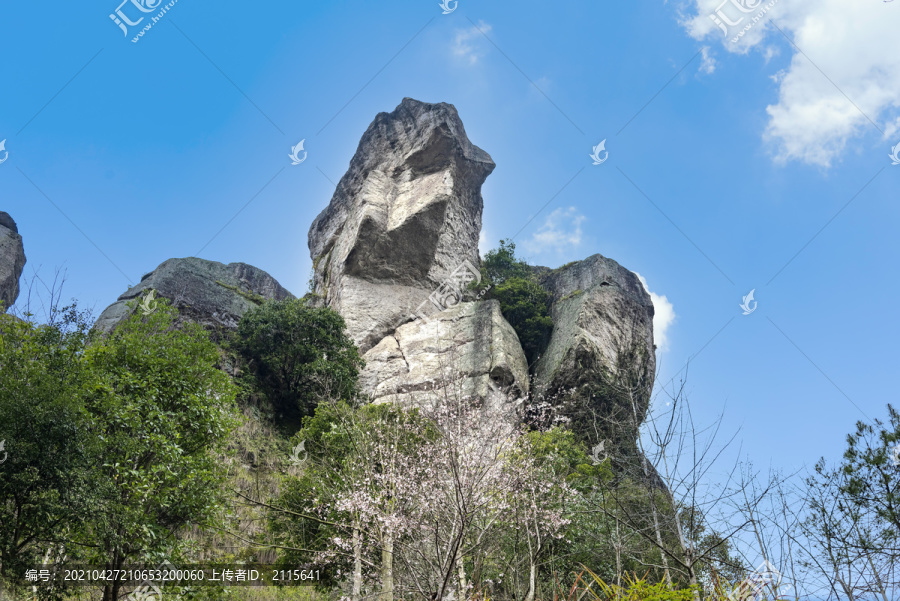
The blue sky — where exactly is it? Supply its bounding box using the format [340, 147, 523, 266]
[1, 1, 898, 477]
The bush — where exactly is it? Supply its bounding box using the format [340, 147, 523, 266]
[79, 299, 238, 598]
[481, 240, 553, 365]
[234, 299, 363, 419]
[580, 569, 697, 601]
[0, 307, 94, 584]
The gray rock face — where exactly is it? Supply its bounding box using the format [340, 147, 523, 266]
[94, 257, 294, 334]
[360, 300, 529, 416]
[303, 98, 655, 442]
[308, 97, 495, 353]
[0, 212, 26, 313]
[533, 255, 656, 440]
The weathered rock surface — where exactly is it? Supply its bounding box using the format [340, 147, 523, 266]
[305, 98, 656, 436]
[94, 257, 294, 333]
[308, 97, 495, 353]
[360, 300, 529, 416]
[0, 212, 26, 313]
[532, 255, 656, 442]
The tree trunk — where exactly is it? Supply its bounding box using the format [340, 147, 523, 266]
[614, 519, 622, 588]
[457, 556, 468, 601]
[630, 389, 671, 587]
[687, 561, 700, 601]
[524, 561, 537, 601]
[353, 526, 363, 601]
[645, 462, 672, 586]
[380, 533, 394, 601]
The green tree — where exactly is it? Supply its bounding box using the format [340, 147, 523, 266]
[79, 300, 237, 601]
[234, 299, 363, 419]
[492, 277, 553, 365]
[0, 306, 94, 591]
[804, 404, 900, 597]
[269, 400, 436, 601]
[481, 239, 532, 284]
[841, 404, 900, 538]
[480, 240, 553, 365]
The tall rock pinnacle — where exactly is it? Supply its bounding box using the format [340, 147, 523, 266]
[308, 97, 495, 353]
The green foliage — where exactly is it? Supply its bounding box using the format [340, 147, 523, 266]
[0, 307, 94, 581]
[0, 299, 238, 599]
[524, 428, 609, 489]
[580, 568, 698, 601]
[79, 300, 237, 584]
[800, 403, 900, 583]
[481, 240, 553, 365]
[270, 401, 436, 590]
[840, 403, 900, 534]
[493, 277, 554, 365]
[234, 299, 363, 420]
[481, 239, 533, 284]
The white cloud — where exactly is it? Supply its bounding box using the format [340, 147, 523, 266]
[699, 46, 717, 74]
[681, 0, 900, 166]
[452, 21, 492, 65]
[478, 229, 489, 257]
[522, 207, 585, 255]
[635, 273, 676, 353]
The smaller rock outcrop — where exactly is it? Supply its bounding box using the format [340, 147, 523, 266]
[532, 254, 655, 444]
[0, 211, 26, 313]
[360, 300, 529, 418]
[94, 257, 294, 333]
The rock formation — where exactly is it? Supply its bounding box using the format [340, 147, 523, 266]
[94, 257, 294, 334]
[91, 98, 656, 453]
[308, 98, 656, 446]
[308, 97, 495, 353]
[532, 255, 655, 445]
[0, 211, 26, 313]
[360, 300, 529, 416]
[308, 98, 530, 411]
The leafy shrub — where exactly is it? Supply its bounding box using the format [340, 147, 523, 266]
[80, 299, 238, 596]
[481, 240, 553, 365]
[234, 299, 363, 419]
[0, 306, 94, 583]
[580, 569, 697, 601]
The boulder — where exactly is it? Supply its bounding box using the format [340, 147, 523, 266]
[94, 257, 294, 334]
[308, 97, 495, 353]
[532, 255, 655, 443]
[359, 300, 528, 418]
[0, 212, 26, 313]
